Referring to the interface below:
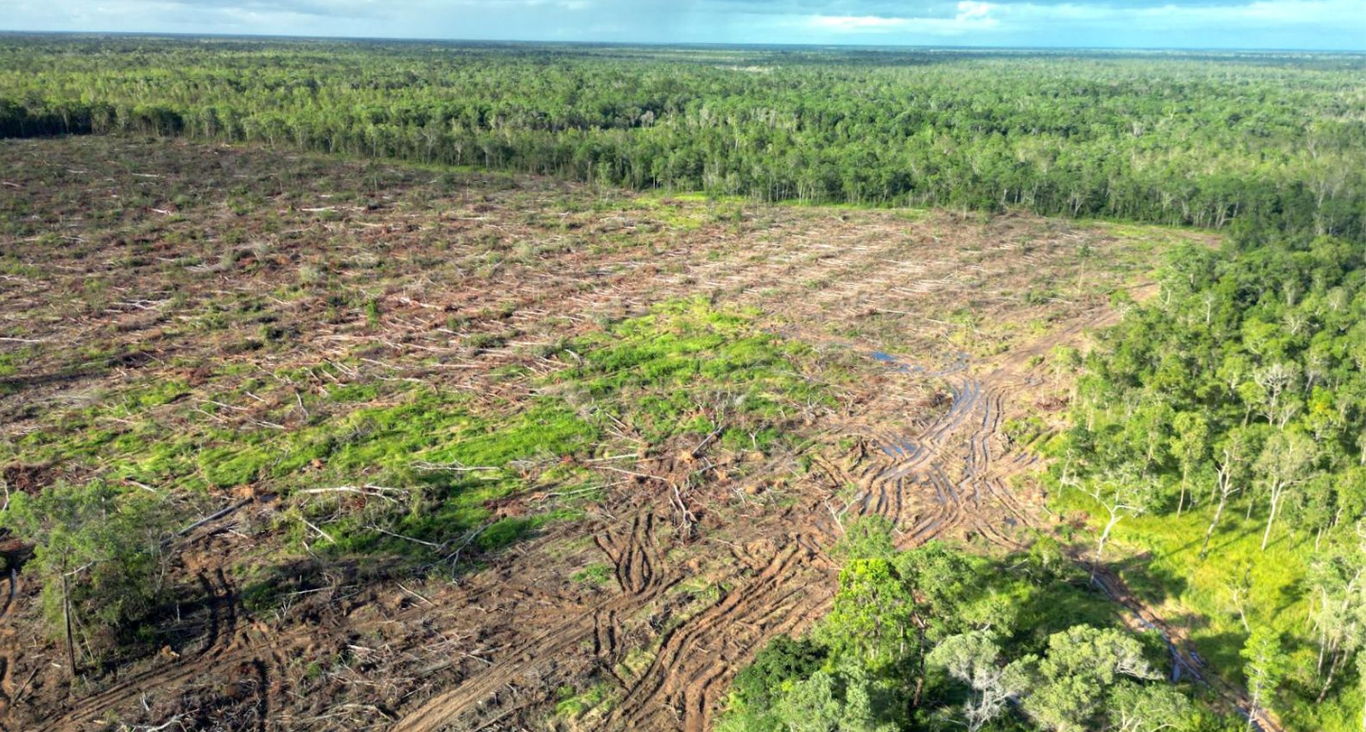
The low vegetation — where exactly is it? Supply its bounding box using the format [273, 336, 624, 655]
[4, 292, 829, 624]
[1, 481, 176, 666]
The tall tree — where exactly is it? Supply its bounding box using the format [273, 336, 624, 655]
[1242, 628, 1289, 731]
[1170, 411, 1210, 516]
[1201, 427, 1259, 560]
[1254, 430, 1318, 551]
[1081, 466, 1156, 574]
[1012, 625, 1167, 732]
[927, 631, 1025, 732]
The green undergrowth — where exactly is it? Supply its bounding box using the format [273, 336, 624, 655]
[547, 296, 832, 452]
[4, 297, 830, 576]
[571, 562, 614, 587]
[631, 194, 745, 230]
[554, 681, 615, 723]
[1049, 487, 1358, 731]
[290, 396, 602, 559]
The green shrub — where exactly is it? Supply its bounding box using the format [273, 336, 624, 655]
[1, 481, 179, 664]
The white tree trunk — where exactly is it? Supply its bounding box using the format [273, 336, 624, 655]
[1261, 486, 1283, 551]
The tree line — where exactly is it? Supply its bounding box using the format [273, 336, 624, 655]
[0, 37, 1363, 238]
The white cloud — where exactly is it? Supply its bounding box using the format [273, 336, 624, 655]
[808, 3, 999, 34]
[989, 0, 1357, 33]
[810, 14, 911, 29]
[956, 1, 994, 19]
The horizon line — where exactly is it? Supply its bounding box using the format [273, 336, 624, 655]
[1, 29, 1363, 55]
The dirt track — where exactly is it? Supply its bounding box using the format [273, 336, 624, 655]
[15, 281, 1268, 732]
[18, 262, 1255, 732]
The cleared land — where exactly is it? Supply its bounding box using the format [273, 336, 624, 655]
[1, 136, 1219, 731]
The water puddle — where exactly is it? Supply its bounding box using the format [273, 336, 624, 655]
[868, 349, 969, 377]
[880, 438, 920, 457]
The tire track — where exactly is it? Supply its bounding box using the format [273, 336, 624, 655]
[387, 302, 1152, 732]
[0, 656, 12, 710]
[391, 539, 682, 732]
[846, 371, 1026, 554]
[592, 513, 667, 670]
[0, 568, 15, 622]
[0, 566, 16, 715]
[1090, 566, 1285, 732]
[34, 568, 257, 732]
[858, 342, 1282, 728]
[596, 512, 664, 596]
[605, 540, 830, 732]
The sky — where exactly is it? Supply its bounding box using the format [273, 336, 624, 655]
[3, 0, 1364, 51]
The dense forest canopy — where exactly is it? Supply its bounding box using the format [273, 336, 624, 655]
[720, 528, 1204, 732]
[1, 37, 1363, 238]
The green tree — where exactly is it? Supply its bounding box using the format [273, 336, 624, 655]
[927, 631, 1027, 732]
[1170, 412, 1210, 516]
[1080, 465, 1157, 573]
[1241, 628, 1289, 731]
[1307, 527, 1366, 703]
[817, 558, 916, 674]
[1012, 625, 1163, 732]
[1254, 430, 1318, 551]
[1357, 652, 1365, 732]
[1109, 682, 1192, 732]
[770, 665, 898, 732]
[832, 514, 897, 565]
[1201, 427, 1260, 560]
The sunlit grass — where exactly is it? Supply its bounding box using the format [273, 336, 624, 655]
[1052, 486, 1358, 731]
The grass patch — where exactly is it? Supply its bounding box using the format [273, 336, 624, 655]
[571, 562, 614, 587]
[555, 681, 614, 720]
[5, 297, 832, 582]
[549, 296, 830, 451]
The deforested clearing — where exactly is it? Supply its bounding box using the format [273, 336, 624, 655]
[0, 134, 1222, 730]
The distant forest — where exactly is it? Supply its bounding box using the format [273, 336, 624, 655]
[0, 38, 1363, 238]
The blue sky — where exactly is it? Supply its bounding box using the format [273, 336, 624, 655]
[4, 0, 1364, 51]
